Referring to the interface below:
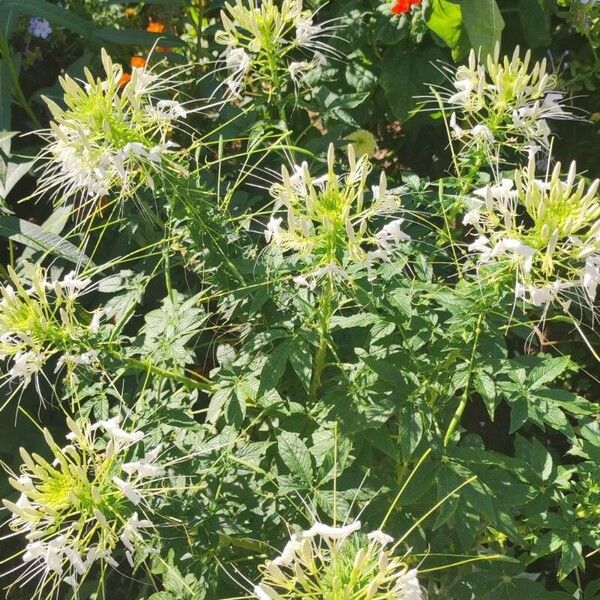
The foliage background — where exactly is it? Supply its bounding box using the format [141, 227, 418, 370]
[0, 0, 599, 599]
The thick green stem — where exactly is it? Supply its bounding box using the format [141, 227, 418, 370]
[443, 313, 484, 446]
[310, 280, 333, 398]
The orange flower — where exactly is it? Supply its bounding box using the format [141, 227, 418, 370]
[131, 55, 147, 69]
[118, 72, 132, 88]
[124, 8, 137, 18]
[147, 21, 166, 34]
[391, 0, 421, 14]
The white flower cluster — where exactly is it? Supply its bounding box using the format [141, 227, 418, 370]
[254, 520, 423, 600]
[215, 0, 337, 98]
[265, 144, 410, 285]
[3, 417, 164, 590]
[38, 49, 187, 205]
[0, 267, 104, 401]
[464, 153, 600, 309]
[0, 268, 97, 393]
[439, 46, 577, 154]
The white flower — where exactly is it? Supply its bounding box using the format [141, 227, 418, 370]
[92, 417, 144, 446]
[120, 512, 153, 554]
[29, 17, 52, 39]
[375, 219, 410, 252]
[288, 164, 309, 197]
[90, 309, 102, 333]
[491, 238, 536, 273]
[265, 216, 283, 244]
[448, 76, 475, 106]
[226, 47, 251, 73]
[462, 209, 482, 227]
[367, 529, 394, 545]
[296, 19, 321, 46]
[150, 100, 188, 120]
[112, 476, 141, 505]
[394, 568, 423, 600]
[582, 255, 600, 302]
[8, 351, 44, 385]
[471, 124, 495, 143]
[312, 263, 348, 280]
[254, 584, 276, 600]
[54, 350, 99, 373]
[122, 445, 165, 478]
[272, 534, 302, 567]
[468, 235, 492, 261]
[288, 60, 310, 83]
[58, 271, 92, 299]
[449, 112, 467, 139]
[304, 520, 361, 540]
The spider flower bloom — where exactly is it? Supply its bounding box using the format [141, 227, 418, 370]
[37, 49, 187, 208]
[215, 0, 340, 99]
[2, 417, 164, 593]
[435, 46, 579, 157]
[254, 521, 424, 599]
[265, 144, 410, 284]
[0, 267, 100, 400]
[464, 153, 600, 310]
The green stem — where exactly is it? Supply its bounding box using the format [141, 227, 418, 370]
[310, 279, 333, 398]
[0, 35, 42, 128]
[443, 313, 484, 446]
[105, 348, 212, 392]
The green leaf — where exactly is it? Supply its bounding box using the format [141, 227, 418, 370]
[528, 356, 570, 388]
[529, 438, 553, 481]
[461, 0, 505, 58]
[288, 338, 312, 393]
[0, 215, 89, 265]
[518, 0, 552, 48]
[474, 370, 497, 419]
[509, 397, 529, 433]
[0, 6, 19, 37]
[277, 431, 313, 486]
[398, 406, 423, 460]
[259, 340, 291, 393]
[426, 0, 468, 59]
[0, 60, 10, 131]
[558, 540, 583, 579]
[0, 157, 33, 198]
[380, 46, 445, 122]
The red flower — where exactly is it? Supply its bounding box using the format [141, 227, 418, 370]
[391, 0, 421, 14]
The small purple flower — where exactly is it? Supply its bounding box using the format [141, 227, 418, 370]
[28, 17, 52, 39]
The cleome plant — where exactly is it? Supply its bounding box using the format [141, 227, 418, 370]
[215, 0, 339, 102]
[2, 416, 164, 596]
[253, 521, 424, 600]
[463, 152, 600, 310]
[0, 2, 599, 600]
[265, 143, 409, 285]
[37, 49, 189, 210]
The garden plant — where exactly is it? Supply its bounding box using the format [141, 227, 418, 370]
[0, 0, 599, 599]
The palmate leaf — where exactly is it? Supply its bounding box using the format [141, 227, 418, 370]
[0, 0, 183, 47]
[0, 214, 89, 265]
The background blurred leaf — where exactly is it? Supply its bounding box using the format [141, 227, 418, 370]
[0, 0, 183, 46]
[461, 0, 505, 58]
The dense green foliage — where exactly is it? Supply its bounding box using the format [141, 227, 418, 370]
[0, 1, 599, 599]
